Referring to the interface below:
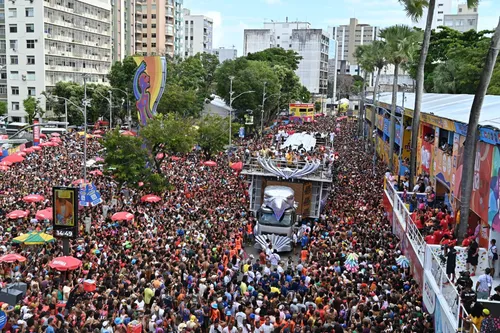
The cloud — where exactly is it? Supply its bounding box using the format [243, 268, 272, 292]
[205, 11, 223, 48]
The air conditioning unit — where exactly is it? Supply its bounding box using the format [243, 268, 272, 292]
[21, 74, 26, 81]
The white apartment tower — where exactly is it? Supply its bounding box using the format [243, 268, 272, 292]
[4, 0, 112, 122]
[243, 20, 329, 95]
[443, 4, 478, 32]
[211, 46, 237, 63]
[416, 0, 453, 30]
[183, 8, 213, 57]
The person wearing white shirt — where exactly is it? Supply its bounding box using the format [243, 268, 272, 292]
[222, 322, 238, 333]
[269, 250, 280, 268]
[235, 309, 247, 328]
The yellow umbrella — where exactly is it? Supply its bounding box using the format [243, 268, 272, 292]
[13, 232, 55, 245]
[77, 132, 93, 138]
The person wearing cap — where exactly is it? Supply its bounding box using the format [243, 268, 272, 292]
[480, 308, 496, 333]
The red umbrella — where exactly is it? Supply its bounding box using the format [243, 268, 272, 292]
[32, 146, 42, 151]
[39, 142, 52, 147]
[0, 166, 9, 171]
[23, 194, 45, 203]
[51, 137, 62, 142]
[94, 130, 104, 134]
[72, 179, 85, 185]
[40, 134, 47, 139]
[171, 156, 181, 161]
[203, 160, 217, 167]
[49, 256, 82, 271]
[121, 130, 136, 137]
[35, 208, 53, 221]
[3, 155, 24, 163]
[23, 148, 34, 154]
[51, 133, 61, 137]
[287, 130, 296, 135]
[0, 254, 26, 263]
[141, 194, 161, 203]
[230, 161, 243, 171]
[89, 170, 103, 176]
[156, 153, 165, 160]
[7, 210, 29, 219]
[112, 212, 134, 221]
[49, 142, 59, 147]
[17, 152, 26, 157]
[0, 161, 12, 166]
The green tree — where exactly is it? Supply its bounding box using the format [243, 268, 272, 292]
[458, 19, 500, 241]
[102, 129, 150, 188]
[433, 60, 459, 94]
[139, 113, 197, 172]
[380, 25, 422, 170]
[246, 48, 302, 71]
[157, 83, 200, 117]
[354, 44, 376, 137]
[370, 40, 388, 140]
[0, 101, 7, 116]
[23, 96, 43, 124]
[314, 101, 321, 113]
[196, 114, 231, 158]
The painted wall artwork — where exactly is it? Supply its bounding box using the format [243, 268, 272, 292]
[133, 56, 167, 126]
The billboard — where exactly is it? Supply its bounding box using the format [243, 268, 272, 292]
[33, 120, 40, 144]
[133, 56, 168, 126]
[53, 187, 79, 238]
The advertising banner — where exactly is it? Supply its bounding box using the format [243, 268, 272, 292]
[383, 118, 390, 137]
[471, 142, 493, 223]
[53, 187, 79, 238]
[79, 183, 103, 207]
[433, 149, 453, 189]
[422, 272, 436, 315]
[489, 146, 500, 231]
[33, 120, 40, 144]
[434, 294, 456, 333]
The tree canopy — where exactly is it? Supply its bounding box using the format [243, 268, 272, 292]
[407, 26, 499, 94]
[196, 114, 234, 158]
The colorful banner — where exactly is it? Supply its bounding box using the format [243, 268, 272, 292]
[420, 140, 433, 174]
[489, 146, 500, 231]
[79, 183, 103, 207]
[33, 120, 40, 144]
[133, 56, 168, 126]
[383, 118, 390, 137]
[433, 149, 453, 189]
[53, 187, 79, 238]
[479, 127, 500, 145]
[451, 134, 465, 199]
[395, 123, 402, 146]
[471, 142, 493, 223]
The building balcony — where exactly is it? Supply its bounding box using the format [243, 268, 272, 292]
[45, 3, 110, 23]
[45, 64, 109, 75]
[45, 18, 110, 37]
[45, 49, 110, 62]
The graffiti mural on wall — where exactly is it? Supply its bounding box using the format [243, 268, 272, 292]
[489, 146, 500, 231]
[133, 56, 168, 126]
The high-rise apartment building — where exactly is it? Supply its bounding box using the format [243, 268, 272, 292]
[111, 0, 135, 62]
[243, 20, 329, 95]
[416, 0, 453, 30]
[211, 47, 237, 63]
[183, 9, 213, 57]
[3, 0, 112, 122]
[443, 4, 478, 32]
[173, 0, 183, 57]
[331, 18, 379, 76]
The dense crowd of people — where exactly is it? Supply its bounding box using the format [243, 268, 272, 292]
[0, 117, 435, 333]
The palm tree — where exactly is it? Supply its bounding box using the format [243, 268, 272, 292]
[379, 25, 422, 171]
[399, 0, 480, 189]
[433, 60, 459, 94]
[353, 44, 375, 138]
[458, 20, 500, 240]
[370, 41, 388, 144]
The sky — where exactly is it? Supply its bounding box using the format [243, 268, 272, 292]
[183, 0, 500, 55]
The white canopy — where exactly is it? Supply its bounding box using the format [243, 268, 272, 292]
[282, 133, 316, 151]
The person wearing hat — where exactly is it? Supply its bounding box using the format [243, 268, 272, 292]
[480, 308, 496, 333]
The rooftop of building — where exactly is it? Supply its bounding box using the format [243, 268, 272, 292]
[377, 92, 500, 130]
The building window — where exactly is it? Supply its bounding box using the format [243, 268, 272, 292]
[142, 43, 147, 47]
[151, 14, 156, 19]
[142, 14, 147, 19]
[11, 86, 19, 95]
[28, 87, 36, 96]
[27, 56, 35, 65]
[151, 24, 156, 28]
[10, 55, 18, 64]
[8, 8, 16, 18]
[151, 33, 156, 38]
[0, 85, 6, 95]
[11, 116, 21, 122]
[438, 11, 443, 14]
[26, 24, 34, 33]
[25, 7, 34, 17]
[9, 40, 17, 50]
[26, 71, 35, 80]
[458, 8, 462, 12]
[151, 43, 156, 47]
[0, 55, 5, 65]
[26, 40, 35, 48]
[142, 33, 147, 38]
[9, 24, 17, 33]
[12, 102, 19, 111]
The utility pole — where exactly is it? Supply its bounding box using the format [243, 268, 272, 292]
[65, 100, 68, 131]
[82, 74, 89, 183]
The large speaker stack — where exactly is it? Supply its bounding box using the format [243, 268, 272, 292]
[0, 282, 27, 306]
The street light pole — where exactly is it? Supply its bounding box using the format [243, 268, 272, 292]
[65, 100, 68, 131]
[261, 82, 267, 135]
[109, 90, 113, 129]
[229, 76, 234, 146]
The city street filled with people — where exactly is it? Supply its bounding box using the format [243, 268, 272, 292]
[0, 118, 433, 333]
